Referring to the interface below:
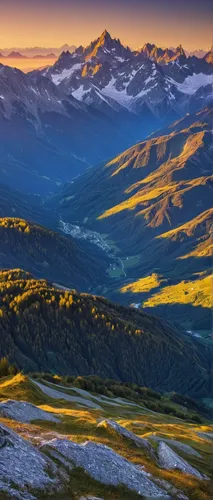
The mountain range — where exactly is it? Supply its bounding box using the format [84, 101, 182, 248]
[0, 27, 213, 500]
[0, 44, 76, 58]
[0, 51, 56, 60]
[0, 30, 212, 195]
[0, 29, 212, 398]
[43, 31, 213, 123]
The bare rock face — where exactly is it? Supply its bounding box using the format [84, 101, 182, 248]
[97, 419, 153, 454]
[158, 441, 206, 479]
[149, 435, 201, 457]
[0, 423, 58, 499]
[0, 399, 60, 423]
[197, 432, 213, 441]
[42, 438, 169, 498]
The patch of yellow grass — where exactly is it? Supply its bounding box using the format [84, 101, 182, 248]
[39, 405, 97, 424]
[0, 373, 26, 389]
[98, 184, 175, 219]
[143, 275, 212, 309]
[120, 273, 164, 294]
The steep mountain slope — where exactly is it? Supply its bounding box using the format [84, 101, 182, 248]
[0, 218, 108, 290]
[0, 63, 143, 194]
[45, 31, 213, 125]
[0, 184, 57, 227]
[48, 107, 213, 330]
[0, 269, 210, 397]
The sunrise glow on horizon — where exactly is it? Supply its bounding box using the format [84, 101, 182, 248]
[1, 0, 212, 51]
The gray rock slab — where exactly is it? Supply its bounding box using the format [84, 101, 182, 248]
[42, 438, 169, 497]
[0, 399, 60, 423]
[197, 431, 213, 441]
[149, 435, 201, 457]
[158, 441, 205, 479]
[97, 419, 152, 453]
[0, 423, 57, 497]
[32, 379, 102, 410]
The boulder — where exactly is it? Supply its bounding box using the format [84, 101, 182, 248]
[0, 399, 60, 423]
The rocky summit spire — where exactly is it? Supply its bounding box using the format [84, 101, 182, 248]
[175, 44, 186, 58]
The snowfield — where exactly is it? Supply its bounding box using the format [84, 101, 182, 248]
[168, 72, 213, 95]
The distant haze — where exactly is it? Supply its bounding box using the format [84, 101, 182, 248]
[0, 57, 57, 73]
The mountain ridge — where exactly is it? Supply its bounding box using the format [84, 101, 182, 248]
[48, 106, 213, 331]
[0, 217, 109, 291]
[0, 268, 210, 397]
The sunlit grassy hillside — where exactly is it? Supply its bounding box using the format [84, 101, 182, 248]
[48, 107, 213, 331]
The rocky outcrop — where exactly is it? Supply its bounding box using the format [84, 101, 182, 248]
[149, 435, 201, 457]
[197, 431, 213, 441]
[97, 419, 153, 454]
[32, 380, 102, 409]
[42, 438, 169, 497]
[0, 423, 59, 499]
[158, 442, 206, 479]
[0, 399, 60, 423]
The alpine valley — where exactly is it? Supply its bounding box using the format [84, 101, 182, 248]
[0, 26, 213, 500]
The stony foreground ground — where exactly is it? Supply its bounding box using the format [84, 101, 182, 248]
[0, 374, 212, 500]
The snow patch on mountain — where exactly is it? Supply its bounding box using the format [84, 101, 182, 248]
[101, 77, 133, 108]
[168, 73, 213, 95]
[52, 63, 83, 85]
[72, 85, 91, 100]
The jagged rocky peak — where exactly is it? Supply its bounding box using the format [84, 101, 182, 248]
[204, 48, 213, 64]
[98, 29, 113, 46]
[57, 49, 73, 62]
[83, 29, 132, 61]
[140, 42, 157, 56]
[175, 44, 186, 58]
[48, 48, 77, 74]
[139, 42, 186, 63]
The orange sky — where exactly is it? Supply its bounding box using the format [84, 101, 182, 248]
[1, 0, 212, 51]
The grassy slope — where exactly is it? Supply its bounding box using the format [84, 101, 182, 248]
[0, 374, 213, 500]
